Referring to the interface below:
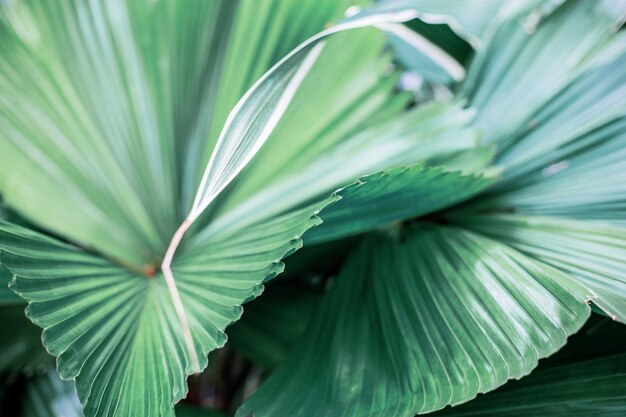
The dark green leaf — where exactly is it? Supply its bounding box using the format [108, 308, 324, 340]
[435, 354, 626, 416]
[0, 307, 52, 375]
[227, 280, 322, 369]
[21, 369, 83, 417]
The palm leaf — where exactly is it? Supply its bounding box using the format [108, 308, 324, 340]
[0, 306, 52, 375]
[437, 346, 626, 416]
[463, 0, 626, 159]
[226, 280, 322, 370]
[434, 315, 626, 416]
[21, 369, 83, 417]
[19, 368, 229, 417]
[207, 101, 483, 236]
[306, 162, 496, 244]
[0, 199, 331, 416]
[0, 0, 435, 415]
[456, 215, 626, 323]
[0, 263, 21, 306]
[238, 225, 591, 417]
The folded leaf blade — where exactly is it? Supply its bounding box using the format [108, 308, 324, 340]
[436, 353, 626, 417]
[0, 198, 330, 416]
[456, 215, 626, 322]
[238, 225, 591, 417]
[306, 163, 496, 244]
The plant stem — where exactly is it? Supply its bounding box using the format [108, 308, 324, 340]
[161, 216, 201, 373]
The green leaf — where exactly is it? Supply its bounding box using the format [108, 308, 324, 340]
[226, 280, 322, 369]
[433, 315, 626, 416]
[185, 6, 428, 226]
[20, 368, 230, 417]
[184, 0, 369, 206]
[176, 405, 230, 417]
[1, 0, 227, 266]
[238, 225, 591, 417]
[212, 27, 410, 216]
[0, 306, 52, 375]
[207, 101, 482, 237]
[306, 162, 496, 244]
[468, 115, 626, 220]
[21, 369, 83, 417]
[0, 0, 410, 269]
[0, 200, 329, 417]
[435, 353, 626, 416]
[0, 263, 22, 306]
[453, 1, 626, 228]
[362, 0, 511, 46]
[456, 215, 626, 323]
[0, 1, 444, 415]
[463, 0, 626, 159]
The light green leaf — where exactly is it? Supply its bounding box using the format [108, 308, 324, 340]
[456, 215, 626, 323]
[306, 163, 496, 244]
[0, 0, 410, 269]
[186, 5, 423, 221]
[212, 27, 410, 216]
[207, 101, 481, 237]
[455, 2, 626, 225]
[0, 200, 329, 417]
[463, 0, 626, 159]
[361, 0, 509, 46]
[182, 0, 366, 206]
[0, 0, 223, 266]
[238, 225, 591, 417]
[468, 115, 626, 220]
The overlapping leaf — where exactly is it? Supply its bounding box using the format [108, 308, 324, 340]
[436, 354, 626, 417]
[435, 315, 626, 416]
[226, 280, 322, 370]
[19, 369, 228, 417]
[0, 0, 434, 415]
[0, 0, 399, 268]
[0, 263, 21, 306]
[212, 28, 410, 216]
[207, 102, 482, 235]
[447, 0, 626, 325]
[306, 163, 496, 244]
[0, 306, 52, 375]
[463, 0, 626, 158]
[21, 369, 83, 417]
[457, 215, 626, 323]
[0, 200, 330, 417]
[239, 225, 591, 417]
